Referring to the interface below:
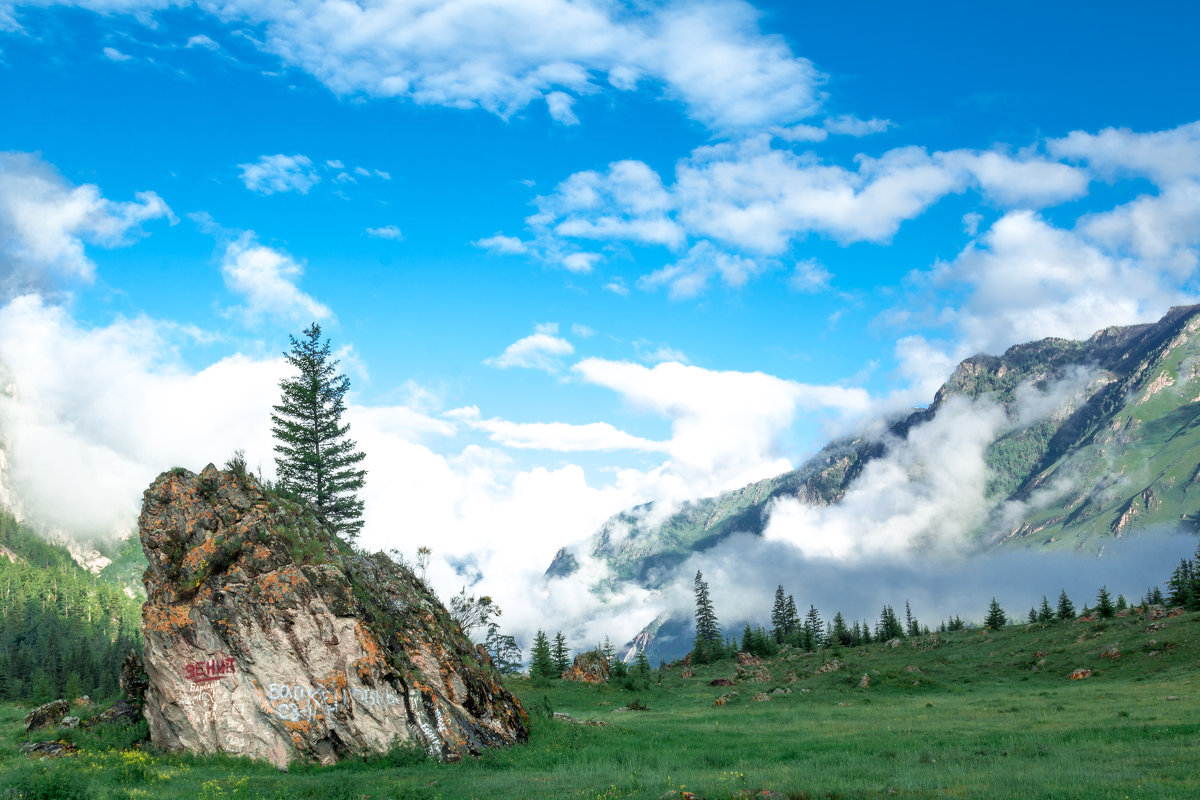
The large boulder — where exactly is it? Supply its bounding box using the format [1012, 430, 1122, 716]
[561, 650, 610, 683]
[138, 465, 527, 768]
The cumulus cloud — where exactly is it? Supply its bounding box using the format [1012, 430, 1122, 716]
[1049, 120, 1200, 184]
[485, 322, 574, 371]
[237, 154, 320, 195]
[24, 0, 825, 132]
[574, 357, 872, 495]
[219, 232, 333, 323]
[473, 234, 528, 254]
[0, 151, 172, 293]
[518, 137, 1090, 284]
[0, 295, 284, 538]
[531, 160, 683, 249]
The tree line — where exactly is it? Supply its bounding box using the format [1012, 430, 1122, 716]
[686, 549, 1200, 665]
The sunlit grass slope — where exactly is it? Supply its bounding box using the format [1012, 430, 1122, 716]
[2, 608, 1197, 799]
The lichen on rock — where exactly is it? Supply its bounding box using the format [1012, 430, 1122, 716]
[139, 464, 527, 768]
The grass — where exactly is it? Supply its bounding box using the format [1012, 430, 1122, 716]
[2, 609, 1197, 799]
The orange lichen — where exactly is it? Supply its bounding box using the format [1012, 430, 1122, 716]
[143, 602, 194, 633]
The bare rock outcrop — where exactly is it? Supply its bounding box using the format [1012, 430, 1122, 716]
[139, 465, 527, 768]
[561, 650, 610, 683]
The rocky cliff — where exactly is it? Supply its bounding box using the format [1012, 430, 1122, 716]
[139, 465, 526, 768]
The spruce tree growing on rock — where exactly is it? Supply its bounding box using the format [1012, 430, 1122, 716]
[272, 323, 367, 542]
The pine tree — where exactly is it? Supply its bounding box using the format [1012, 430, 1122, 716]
[1116, 593, 1128, 611]
[529, 630, 554, 680]
[692, 571, 722, 664]
[1095, 585, 1116, 619]
[1056, 589, 1075, 621]
[770, 585, 788, 643]
[1037, 595, 1055, 623]
[805, 605, 824, 648]
[876, 605, 904, 640]
[984, 597, 1007, 629]
[552, 632, 571, 674]
[784, 595, 799, 637]
[1027, 607, 1038, 624]
[830, 612, 852, 647]
[272, 323, 367, 541]
[1167, 558, 1193, 607]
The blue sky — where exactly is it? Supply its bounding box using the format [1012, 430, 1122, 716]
[3, 1, 1200, 641]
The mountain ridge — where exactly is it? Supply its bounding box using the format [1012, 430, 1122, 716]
[548, 305, 1200, 592]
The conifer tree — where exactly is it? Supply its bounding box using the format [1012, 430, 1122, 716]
[984, 597, 1007, 629]
[1027, 607, 1038, 624]
[529, 630, 554, 680]
[805, 605, 824, 648]
[876, 605, 904, 640]
[272, 323, 367, 542]
[1095, 585, 1116, 619]
[691, 570, 722, 663]
[1167, 558, 1194, 607]
[830, 612, 852, 647]
[1038, 595, 1055, 623]
[1056, 589, 1075, 621]
[784, 595, 799, 637]
[552, 632, 571, 674]
[770, 585, 788, 643]
[1116, 593, 1127, 611]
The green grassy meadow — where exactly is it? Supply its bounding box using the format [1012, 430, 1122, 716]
[3, 609, 1198, 800]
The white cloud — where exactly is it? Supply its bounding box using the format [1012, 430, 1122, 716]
[219, 232, 332, 323]
[524, 138, 1091, 279]
[947, 150, 1089, 207]
[366, 225, 404, 240]
[102, 46, 131, 62]
[185, 34, 219, 50]
[0, 296, 285, 538]
[0, 151, 172, 292]
[473, 234, 528, 254]
[448, 406, 666, 453]
[39, 0, 824, 132]
[237, 154, 320, 195]
[545, 91, 579, 125]
[639, 241, 763, 299]
[823, 114, 891, 137]
[1049, 121, 1200, 185]
[789, 258, 832, 293]
[532, 159, 683, 249]
[574, 357, 872, 494]
[485, 322, 574, 371]
[325, 159, 344, 169]
[925, 209, 1183, 356]
[561, 251, 601, 272]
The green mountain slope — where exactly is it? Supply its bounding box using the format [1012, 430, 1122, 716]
[549, 305, 1200, 589]
[0, 509, 142, 703]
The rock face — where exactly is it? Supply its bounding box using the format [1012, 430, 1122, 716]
[561, 650, 610, 683]
[139, 465, 527, 768]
